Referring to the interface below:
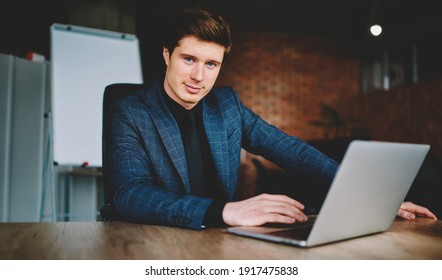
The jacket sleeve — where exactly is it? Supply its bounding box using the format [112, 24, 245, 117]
[106, 98, 213, 229]
[230, 89, 339, 185]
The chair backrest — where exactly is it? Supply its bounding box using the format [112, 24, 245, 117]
[100, 83, 147, 221]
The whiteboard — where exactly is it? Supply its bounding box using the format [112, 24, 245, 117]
[51, 23, 143, 167]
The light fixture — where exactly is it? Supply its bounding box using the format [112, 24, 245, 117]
[370, 24, 382, 36]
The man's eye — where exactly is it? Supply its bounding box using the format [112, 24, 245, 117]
[206, 62, 217, 69]
[184, 57, 194, 63]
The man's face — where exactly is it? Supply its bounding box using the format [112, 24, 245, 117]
[163, 36, 225, 110]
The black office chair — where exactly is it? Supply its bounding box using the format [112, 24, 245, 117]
[100, 83, 147, 221]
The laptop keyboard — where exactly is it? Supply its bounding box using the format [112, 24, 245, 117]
[268, 225, 313, 240]
[266, 216, 316, 240]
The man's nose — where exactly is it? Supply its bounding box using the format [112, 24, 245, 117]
[190, 64, 204, 82]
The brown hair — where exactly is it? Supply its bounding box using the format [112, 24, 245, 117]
[163, 7, 232, 55]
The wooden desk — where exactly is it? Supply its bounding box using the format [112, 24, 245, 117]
[1, 218, 441, 259]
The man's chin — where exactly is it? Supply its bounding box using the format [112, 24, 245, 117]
[179, 98, 200, 109]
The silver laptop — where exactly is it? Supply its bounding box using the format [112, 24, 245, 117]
[227, 140, 430, 247]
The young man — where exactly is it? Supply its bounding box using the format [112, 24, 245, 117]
[106, 7, 436, 229]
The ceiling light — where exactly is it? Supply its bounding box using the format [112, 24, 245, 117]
[370, 24, 382, 36]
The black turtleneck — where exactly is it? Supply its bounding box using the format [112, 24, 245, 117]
[162, 86, 226, 227]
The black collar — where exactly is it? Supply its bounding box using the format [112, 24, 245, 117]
[162, 85, 203, 121]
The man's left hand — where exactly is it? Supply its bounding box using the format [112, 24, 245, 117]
[397, 201, 437, 220]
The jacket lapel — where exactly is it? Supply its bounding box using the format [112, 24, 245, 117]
[143, 82, 191, 193]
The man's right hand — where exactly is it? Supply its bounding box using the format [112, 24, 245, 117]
[222, 193, 308, 227]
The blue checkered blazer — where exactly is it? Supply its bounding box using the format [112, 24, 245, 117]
[107, 78, 339, 229]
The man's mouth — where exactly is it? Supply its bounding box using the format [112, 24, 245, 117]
[184, 83, 202, 94]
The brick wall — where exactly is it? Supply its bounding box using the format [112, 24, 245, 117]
[332, 80, 442, 157]
[214, 32, 442, 198]
[216, 32, 360, 141]
[216, 31, 442, 157]
[215, 32, 360, 197]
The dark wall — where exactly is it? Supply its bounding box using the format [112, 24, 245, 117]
[0, 1, 68, 58]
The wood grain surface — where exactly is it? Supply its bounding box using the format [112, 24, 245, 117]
[1, 218, 441, 260]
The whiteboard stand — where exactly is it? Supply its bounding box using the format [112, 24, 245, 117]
[50, 23, 142, 220]
[40, 111, 57, 222]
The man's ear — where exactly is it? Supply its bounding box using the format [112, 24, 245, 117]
[163, 47, 170, 66]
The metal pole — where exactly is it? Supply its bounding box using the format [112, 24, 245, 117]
[383, 50, 390, 90]
[40, 111, 57, 222]
[412, 42, 419, 84]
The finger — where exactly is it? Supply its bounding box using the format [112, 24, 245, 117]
[267, 213, 298, 224]
[264, 204, 307, 222]
[274, 195, 305, 210]
[254, 197, 308, 221]
[260, 213, 297, 225]
[397, 208, 415, 220]
[257, 193, 305, 210]
[400, 202, 438, 220]
[236, 212, 297, 226]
